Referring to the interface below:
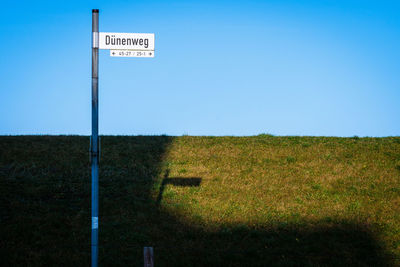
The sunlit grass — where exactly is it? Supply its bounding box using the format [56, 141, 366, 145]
[154, 136, 400, 259]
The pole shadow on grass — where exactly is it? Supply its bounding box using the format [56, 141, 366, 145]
[0, 136, 396, 266]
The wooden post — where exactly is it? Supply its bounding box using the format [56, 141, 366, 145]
[144, 247, 154, 267]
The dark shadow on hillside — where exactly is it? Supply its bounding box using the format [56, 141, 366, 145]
[0, 136, 396, 266]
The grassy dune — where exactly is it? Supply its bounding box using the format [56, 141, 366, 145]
[1, 135, 400, 266]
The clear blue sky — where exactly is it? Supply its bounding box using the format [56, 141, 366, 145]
[0, 0, 399, 136]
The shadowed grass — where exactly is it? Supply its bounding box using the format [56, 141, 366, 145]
[0, 135, 399, 266]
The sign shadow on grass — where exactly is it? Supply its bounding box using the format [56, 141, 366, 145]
[156, 169, 202, 205]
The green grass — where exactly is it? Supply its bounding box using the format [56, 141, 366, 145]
[1, 135, 400, 266]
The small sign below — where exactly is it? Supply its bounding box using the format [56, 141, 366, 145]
[92, 217, 98, 229]
[110, 50, 154, 58]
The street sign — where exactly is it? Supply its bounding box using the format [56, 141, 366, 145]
[99, 32, 155, 51]
[110, 50, 154, 57]
[91, 10, 155, 267]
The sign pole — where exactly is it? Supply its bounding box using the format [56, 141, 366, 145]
[91, 9, 99, 267]
[89, 9, 154, 265]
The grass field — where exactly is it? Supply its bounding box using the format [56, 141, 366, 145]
[1, 135, 400, 266]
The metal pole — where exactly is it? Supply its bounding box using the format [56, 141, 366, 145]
[91, 9, 99, 267]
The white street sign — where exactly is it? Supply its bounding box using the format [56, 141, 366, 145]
[99, 32, 155, 50]
[110, 50, 154, 58]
